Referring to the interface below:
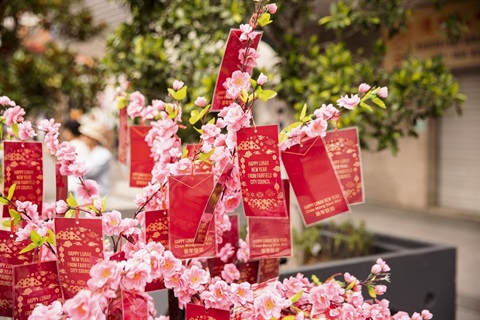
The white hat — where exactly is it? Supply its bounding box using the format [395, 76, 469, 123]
[79, 121, 108, 146]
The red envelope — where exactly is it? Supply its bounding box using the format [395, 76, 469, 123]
[258, 258, 280, 283]
[118, 108, 128, 164]
[122, 291, 148, 320]
[324, 127, 365, 205]
[3, 141, 43, 218]
[248, 214, 292, 260]
[236, 260, 260, 284]
[13, 260, 62, 320]
[55, 162, 68, 202]
[169, 174, 216, 259]
[281, 137, 350, 226]
[186, 303, 230, 320]
[211, 29, 263, 112]
[0, 231, 34, 317]
[55, 217, 103, 299]
[145, 210, 168, 292]
[237, 125, 286, 218]
[129, 125, 154, 187]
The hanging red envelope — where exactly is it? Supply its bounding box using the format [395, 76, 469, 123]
[257, 258, 280, 283]
[324, 127, 365, 205]
[122, 291, 149, 320]
[169, 174, 216, 259]
[0, 231, 34, 317]
[145, 210, 169, 292]
[281, 137, 350, 226]
[55, 217, 103, 299]
[237, 125, 286, 218]
[247, 214, 292, 259]
[13, 260, 62, 320]
[55, 162, 68, 202]
[129, 125, 154, 188]
[2, 141, 43, 218]
[186, 303, 230, 320]
[118, 108, 128, 164]
[211, 29, 263, 112]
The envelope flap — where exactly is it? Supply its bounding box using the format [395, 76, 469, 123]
[130, 125, 151, 137]
[281, 136, 320, 156]
[169, 174, 212, 189]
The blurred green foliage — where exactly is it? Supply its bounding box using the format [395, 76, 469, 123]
[0, 0, 105, 116]
[104, 0, 468, 152]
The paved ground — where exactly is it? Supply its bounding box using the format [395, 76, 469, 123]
[107, 177, 480, 319]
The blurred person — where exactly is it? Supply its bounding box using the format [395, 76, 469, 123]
[78, 121, 113, 196]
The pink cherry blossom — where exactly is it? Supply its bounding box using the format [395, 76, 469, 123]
[359, 83, 371, 94]
[41, 202, 56, 220]
[337, 94, 361, 110]
[29, 300, 63, 320]
[221, 263, 240, 283]
[77, 179, 100, 201]
[378, 86, 389, 98]
[376, 258, 391, 272]
[152, 99, 166, 111]
[127, 91, 146, 118]
[304, 118, 327, 138]
[217, 243, 235, 262]
[266, 3, 278, 14]
[201, 123, 221, 144]
[239, 47, 260, 68]
[393, 311, 412, 320]
[375, 284, 387, 295]
[257, 73, 268, 86]
[18, 121, 37, 140]
[121, 261, 151, 291]
[194, 96, 207, 107]
[159, 251, 182, 278]
[3, 105, 25, 125]
[222, 103, 250, 131]
[102, 210, 123, 236]
[236, 238, 249, 262]
[0, 95, 16, 107]
[254, 291, 289, 320]
[230, 282, 253, 306]
[182, 265, 209, 291]
[421, 310, 433, 319]
[201, 280, 232, 310]
[16, 200, 39, 220]
[172, 80, 184, 90]
[63, 289, 104, 320]
[239, 23, 256, 41]
[223, 71, 251, 100]
[87, 260, 121, 290]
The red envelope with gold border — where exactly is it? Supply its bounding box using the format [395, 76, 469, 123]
[211, 29, 263, 112]
[186, 303, 230, 320]
[145, 210, 168, 292]
[258, 258, 280, 283]
[281, 136, 350, 226]
[247, 214, 292, 259]
[129, 125, 154, 187]
[324, 127, 365, 205]
[13, 260, 62, 320]
[237, 125, 286, 218]
[2, 141, 43, 218]
[0, 231, 34, 317]
[55, 217, 103, 299]
[169, 174, 216, 259]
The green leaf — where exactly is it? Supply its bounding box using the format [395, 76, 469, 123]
[65, 209, 75, 218]
[2, 220, 11, 228]
[66, 192, 77, 207]
[318, 16, 332, 25]
[189, 110, 201, 125]
[311, 274, 321, 285]
[207, 117, 215, 124]
[170, 86, 187, 100]
[7, 184, 16, 200]
[281, 316, 295, 320]
[371, 97, 387, 109]
[290, 290, 304, 303]
[19, 243, 39, 254]
[30, 230, 43, 245]
[8, 209, 21, 224]
[167, 88, 176, 98]
[367, 286, 377, 298]
[193, 127, 203, 134]
[0, 197, 8, 205]
[182, 147, 189, 159]
[258, 13, 272, 26]
[116, 96, 127, 109]
[199, 148, 215, 162]
[279, 121, 303, 144]
[46, 229, 56, 245]
[299, 103, 307, 120]
[360, 101, 373, 111]
[258, 90, 277, 102]
[11, 123, 19, 137]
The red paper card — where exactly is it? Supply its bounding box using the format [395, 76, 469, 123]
[13, 260, 62, 320]
[281, 137, 350, 226]
[129, 125, 154, 187]
[55, 162, 68, 202]
[2, 141, 43, 218]
[236, 260, 260, 284]
[0, 231, 34, 317]
[324, 127, 364, 205]
[211, 29, 263, 112]
[122, 291, 148, 320]
[237, 125, 286, 218]
[145, 210, 168, 292]
[258, 258, 280, 283]
[248, 214, 291, 259]
[55, 217, 103, 299]
[118, 108, 128, 164]
[186, 303, 230, 320]
[169, 174, 216, 259]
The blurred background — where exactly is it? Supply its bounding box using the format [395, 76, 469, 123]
[1, 0, 479, 318]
